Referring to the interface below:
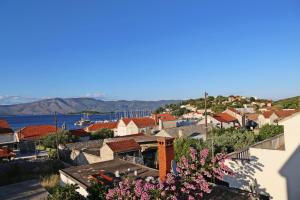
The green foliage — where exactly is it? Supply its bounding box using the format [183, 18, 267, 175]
[153, 106, 165, 114]
[211, 104, 227, 113]
[174, 128, 256, 160]
[48, 184, 85, 200]
[274, 96, 300, 109]
[48, 149, 58, 159]
[87, 182, 110, 200]
[174, 137, 205, 161]
[90, 129, 114, 140]
[41, 131, 71, 148]
[249, 97, 256, 102]
[212, 128, 255, 153]
[256, 124, 284, 141]
[172, 107, 190, 117]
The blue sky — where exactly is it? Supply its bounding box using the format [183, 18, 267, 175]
[0, 0, 299, 103]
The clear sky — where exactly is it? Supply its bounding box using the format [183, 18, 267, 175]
[0, 0, 299, 103]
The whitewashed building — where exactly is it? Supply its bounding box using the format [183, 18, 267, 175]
[225, 112, 300, 200]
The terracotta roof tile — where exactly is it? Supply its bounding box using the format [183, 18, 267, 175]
[263, 111, 274, 118]
[121, 118, 133, 125]
[130, 117, 156, 128]
[275, 110, 299, 118]
[121, 117, 156, 128]
[152, 113, 177, 123]
[0, 120, 10, 129]
[87, 122, 118, 132]
[106, 139, 141, 153]
[246, 113, 259, 121]
[213, 113, 238, 123]
[18, 125, 59, 140]
[263, 110, 300, 119]
[68, 129, 90, 137]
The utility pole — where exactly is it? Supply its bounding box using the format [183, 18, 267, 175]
[205, 92, 214, 160]
[204, 92, 208, 136]
[54, 112, 60, 160]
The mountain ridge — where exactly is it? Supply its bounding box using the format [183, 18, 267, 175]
[0, 97, 179, 115]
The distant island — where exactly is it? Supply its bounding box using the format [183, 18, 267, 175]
[68, 111, 115, 115]
[0, 98, 180, 115]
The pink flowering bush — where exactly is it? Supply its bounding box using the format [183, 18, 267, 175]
[106, 148, 233, 200]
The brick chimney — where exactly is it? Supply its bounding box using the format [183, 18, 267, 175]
[157, 137, 174, 181]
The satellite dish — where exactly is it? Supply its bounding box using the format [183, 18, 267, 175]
[171, 160, 179, 177]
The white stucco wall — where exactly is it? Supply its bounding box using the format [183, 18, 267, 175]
[225, 113, 300, 200]
[60, 172, 88, 197]
[99, 144, 114, 162]
[70, 149, 102, 165]
[116, 120, 128, 136]
[126, 121, 140, 135]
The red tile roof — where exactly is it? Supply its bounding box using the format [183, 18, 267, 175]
[121, 117, 156, 128]
[263, 110, 299, 119]
[275, 110, 299, 118]
[263, 111, 274, 118]
[0, 147, 15, 158]
[213, 113, 238, 123]
[106, 139, 141, 153]
[87, 122, 118, 132]
[68, 129, 90, 137]
[246, 113, 259, 121]
[0, 120, 10, 129]
[18, 125, 59, 140]
[131, 117, 156, 128]
[120, 118, 132, 125]
[152, 113, 177, 123]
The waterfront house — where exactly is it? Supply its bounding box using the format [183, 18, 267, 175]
[85, 121, 118, 135]
[17, 125, 59, 153]
[116, 117, 156, 136]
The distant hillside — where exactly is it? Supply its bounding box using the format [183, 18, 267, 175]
[274, 96, 300, 109]
[0, 98, 180, 115]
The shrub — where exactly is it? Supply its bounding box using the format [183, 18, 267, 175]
[256, 124, 284, 141]
[106, 148, 233, 200]
[42, 131, 71, 148]
[86, 181, 110, 200]
[41, 174, 60, 193]
[48, 184, 85, 200]
[90, 129, 114, 140]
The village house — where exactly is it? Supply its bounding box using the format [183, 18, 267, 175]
[67, 129, 90, 142]
[155, 124, 209, 140]
[85, 121, 118, 135]
[257, 109, 300, 127]
[245, 113, 259, 129]
[182, 111, 203, 120]
[59, 137, 174, 197]
[198, 113, 239, 129]
[223, 108, 245, 127]
[151, 113, 177, 130]
[66, 133, 158, 167]
[17, 125, 59, 153]
[116, 117, 156, 136]
[224, 112, 300, 200]
[59, 158, 159, 197]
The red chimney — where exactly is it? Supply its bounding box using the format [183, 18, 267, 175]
[157, 137, 174, 181]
